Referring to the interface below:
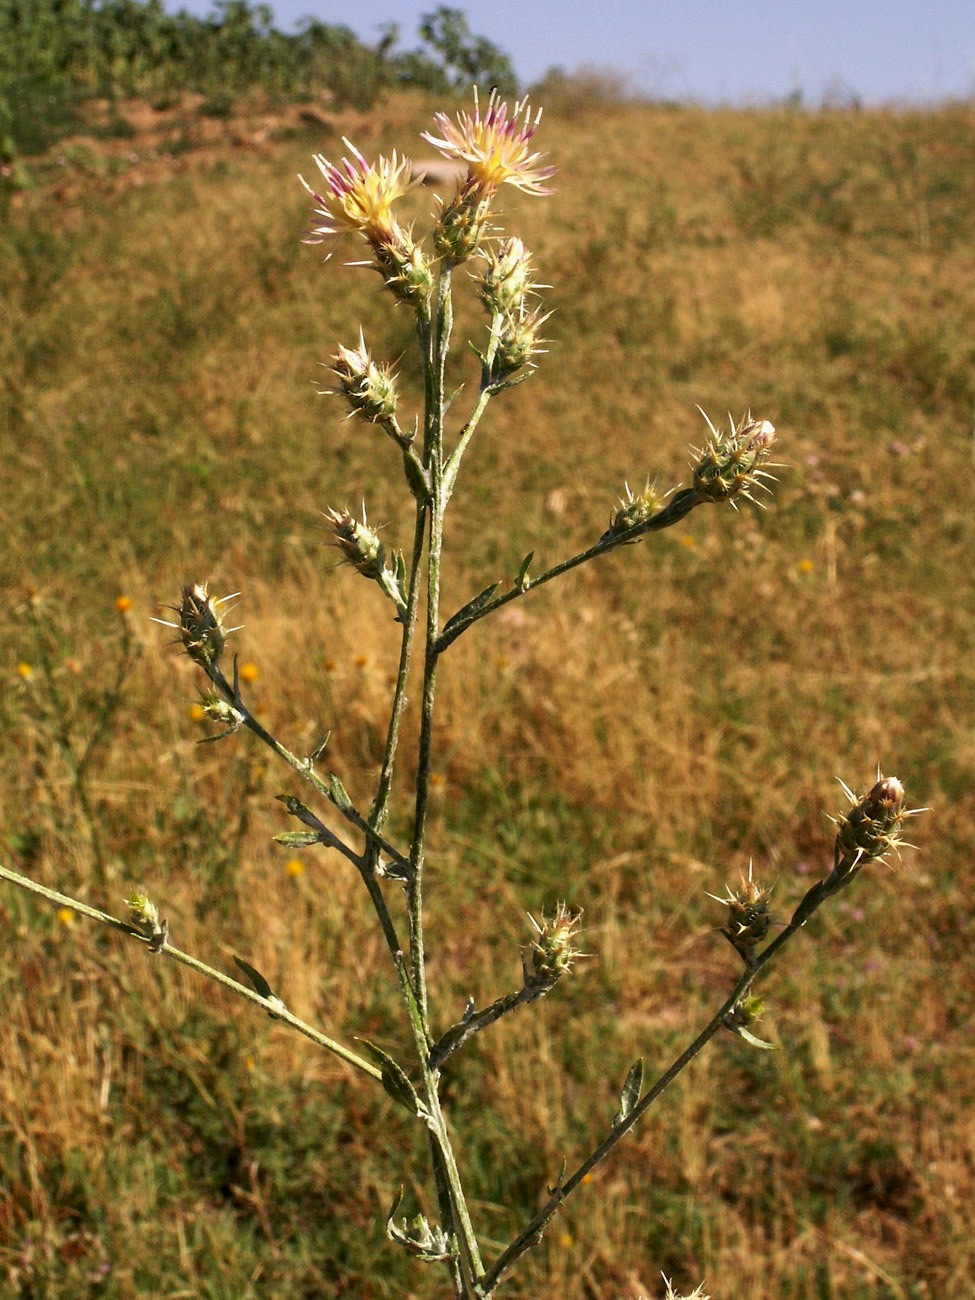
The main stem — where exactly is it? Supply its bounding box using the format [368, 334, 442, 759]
[410, 269, 452, 1024]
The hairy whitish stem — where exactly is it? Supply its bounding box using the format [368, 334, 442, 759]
[410, 266, 453, 1025]
[368, 505, 427, 852]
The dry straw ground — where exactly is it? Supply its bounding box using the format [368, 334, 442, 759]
[1, 89, 973, 1297]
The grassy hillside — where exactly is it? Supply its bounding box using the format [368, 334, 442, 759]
[1, 87, 974, 1297]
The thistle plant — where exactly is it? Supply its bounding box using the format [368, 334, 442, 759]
[0, 88, 925, 1297]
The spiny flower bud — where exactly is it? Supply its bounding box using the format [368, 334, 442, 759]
[377, 230, 434, 307]
[607, 479, 667, 539]
[331, 330, 399, 427]
[323, 505, 408, 615]
[707, 862, 773, 964]
[479, 237, 534, 316]
[155, 583, 240, 671]
[433, 179, 494, 266]
[828, 774, 917, 891]
[691, 410, 777, 507]
[125, 889, 168, 952]
[523, 903, 585, 992]
[325, 505, 385, 578]
[489, 304, 551, 384]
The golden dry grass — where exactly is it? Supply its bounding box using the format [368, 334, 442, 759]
[1, 89, 974, 1297]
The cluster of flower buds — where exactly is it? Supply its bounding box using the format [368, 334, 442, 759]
[707, 862, 774, 965]
[691, 410, 777, 507]
[155, 583, 239, 671]
[475, 236, 551, 384]
[522, 902, 585, 993]
[323, 506, 407, 617]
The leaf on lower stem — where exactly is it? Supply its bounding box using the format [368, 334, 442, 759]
[614, 1057, 644, 1126]
[515, 551, 534, 591]
[233, 955, 287, 1018]
[274, 829, 325, 848]
[357, 1038, 426, 1116]
[327, 773, 354, 813]
[386, 1186, 455, 1261]
[442, 581, 500, 636]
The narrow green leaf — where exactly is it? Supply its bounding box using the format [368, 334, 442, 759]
[357, 1038, 424, 1116]
[273, 830, 322, 848]
[442, 581, 500, 636]
[275, 794, 323, 830]
[614, 1057, 644, 1126]
[730, 1024, 777, 1051]
[515, 551, 534, 591]
[233, 955, 274, 1000]
[327, 773, 354, 813]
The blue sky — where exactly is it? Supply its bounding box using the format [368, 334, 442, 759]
[176, 0, 974, 104]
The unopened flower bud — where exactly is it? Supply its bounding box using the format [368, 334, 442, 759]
[607, 479, 667, 539]
[523, 903, 585, 992]
[434, 180, 493, 266]
[325, 506, 385, 578]
[324, 506, 408, 615]
[829, 774, 914, 890]
[692, 410, 777, 507]
[489, 305, 551, 384]
[155, 583, 240, 670]
[331, 330, 399, 426]
[708, 862, 773, 964]
[479, 237, 534, 315]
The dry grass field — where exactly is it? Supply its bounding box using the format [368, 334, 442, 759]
[1, 87, 974, 1297]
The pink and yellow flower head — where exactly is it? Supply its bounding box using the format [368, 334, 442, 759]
[422, 88, 556, 199]
[299, 141, 432, 304]
[300, 139, 416, 247]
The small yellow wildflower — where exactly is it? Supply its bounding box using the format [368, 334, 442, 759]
[285, 858, 304, 878]
[57, 907, 75, 927]
[16, 662, 33, 680]
[115, 595, 133, 614]
[798, 558, 814, 574]
[239, 662, 259, 684]
[189, 702, 206, 723]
